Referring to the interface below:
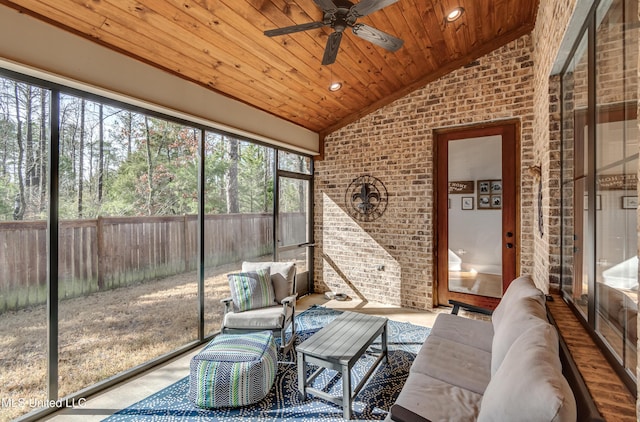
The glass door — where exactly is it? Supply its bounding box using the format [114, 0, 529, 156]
[448, 136, 504, 298]
[436, 123, 518, 308]
[276, 151, 314, 296]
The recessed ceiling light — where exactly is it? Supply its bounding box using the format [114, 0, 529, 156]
[329, 82, 342, 92]
[446, 7, 464, 22]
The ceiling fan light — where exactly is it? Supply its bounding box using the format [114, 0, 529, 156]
[329, 82, 343, 91]
[446, 7, 464, 22]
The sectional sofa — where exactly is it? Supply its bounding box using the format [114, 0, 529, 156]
[386, 275, 595, 422]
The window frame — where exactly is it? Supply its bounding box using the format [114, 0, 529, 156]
[559, 0, 638, 395]
[0, 65, 314, 421]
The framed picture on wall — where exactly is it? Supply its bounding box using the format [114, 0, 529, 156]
[491, 180, 502, 193]
[584, 195, 602, 210]
[462, 197, 474, 210]
[478, 179, 501, 210]
[622, 196, 638, 209]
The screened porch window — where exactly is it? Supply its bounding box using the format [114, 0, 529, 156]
[0, 68, 313, 420]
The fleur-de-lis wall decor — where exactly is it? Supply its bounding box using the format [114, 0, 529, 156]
[345, 175, 388, 221]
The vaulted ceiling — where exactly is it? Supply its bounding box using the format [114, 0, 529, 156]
[0, 0, 539, 136]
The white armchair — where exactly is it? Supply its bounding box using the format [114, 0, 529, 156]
[221, 261, 297, 354]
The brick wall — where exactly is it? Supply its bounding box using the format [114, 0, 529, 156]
[314, 0, 638, 311]
[314, 0, 640, 411]
[530, 0, 577, 290]
[314, 36, 535, 310]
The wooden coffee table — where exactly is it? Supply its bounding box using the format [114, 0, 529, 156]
[296, 311, 388, 420]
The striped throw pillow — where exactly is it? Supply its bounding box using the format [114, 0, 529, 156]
[228, 268, 275, 312]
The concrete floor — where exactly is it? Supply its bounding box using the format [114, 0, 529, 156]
[42, 294, 444, 422]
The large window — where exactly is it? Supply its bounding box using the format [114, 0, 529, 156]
[56, 95, 201, 397]
[203, 134, 276, 336]
[561, 0, 638, 390]
[0, 69, 313, 420]
[0, 79, 50, 422]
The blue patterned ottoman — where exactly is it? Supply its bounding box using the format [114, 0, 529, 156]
[188, 331, 277, 408]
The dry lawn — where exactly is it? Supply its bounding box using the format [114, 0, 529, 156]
[0, 262, 241, 422]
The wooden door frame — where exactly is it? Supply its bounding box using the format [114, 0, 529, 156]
[434, 120, 521, 309]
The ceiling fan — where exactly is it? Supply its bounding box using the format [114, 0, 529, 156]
[264, 0, 404, 65]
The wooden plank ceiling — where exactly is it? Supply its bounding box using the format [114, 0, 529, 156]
[0, 0, 539, 136]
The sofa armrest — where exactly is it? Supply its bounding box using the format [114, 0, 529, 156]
[448, 299, 494, 316]
[281, 294, 298, 306]
[389, 404, 433, 422]
[220, 297, 233, 314]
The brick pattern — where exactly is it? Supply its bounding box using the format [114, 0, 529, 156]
[314, 0, 640, 411]
[530, 0, 576, 291]
[546, 75, 563, 289]
[315, 36, 535, 310]
[314, 0, 638, 315]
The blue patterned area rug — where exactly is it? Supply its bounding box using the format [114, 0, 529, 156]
[103, 305, 430, 421]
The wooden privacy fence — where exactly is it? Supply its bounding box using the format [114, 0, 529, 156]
[0, 212, 305, 313]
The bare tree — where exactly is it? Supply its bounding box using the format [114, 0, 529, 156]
[298, 156, 306, 212]
[21, 85, 40, 217]
[98, 104, 104, 202]
[24, 85, 34, 191]
[264, 149, 271, 212]
[0, 79, 14, 178]
[226, 136, 239, 213]
[13, 82, 24, 220]
[144, 116, 154, 215]
[77, 98, 85, 217]
[127, 111, 133, 158]
[38, 88, 47, 212]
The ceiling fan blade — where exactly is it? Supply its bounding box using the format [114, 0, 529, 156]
[350, 0, 398, 17]
[322, 32, 343, 65]
[352, 23, 403, 51]
[264, 21, 326, 37]
[313, 0, 338, 13]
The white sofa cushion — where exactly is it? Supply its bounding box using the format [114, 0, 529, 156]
[392, 371, 482, 422]
[222, 305, 292, 329]
[492, 275, 544, 329]
[430, 313, 493, 352]
[478, 324, 576, 422]
[491, 295, 551, 375]
[411, 335, 491, 395]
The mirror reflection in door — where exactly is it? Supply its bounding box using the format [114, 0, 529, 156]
[448, 136, 503, 298]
